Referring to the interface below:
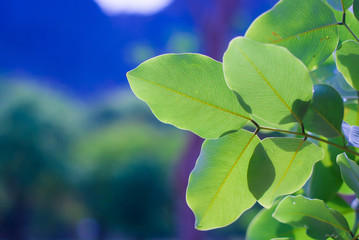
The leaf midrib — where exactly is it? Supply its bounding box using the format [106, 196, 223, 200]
[311, 105, 342, 136]
[283, 212, 350, 233]
[129, 74, 251, 121]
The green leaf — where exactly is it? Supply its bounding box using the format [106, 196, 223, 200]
[245, 0, 339, 70]
[273, 195, 352, 240]
[247, 138, 324, 208]
[223, 37, 312, 125]
[326, 0, 353, 11]
[326, 195, 356, 228]
[127, 54, 250, 139]
[302, 84, 344, 138]
[336, 40, 359, 90]
[306, 137, 344, 202]
[186, 130, 259, 230]
[337, 153, 359, 198]
[246, 201, 314, 240]
[354, 0, 359, 21]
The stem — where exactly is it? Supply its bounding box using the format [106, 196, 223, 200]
[344, 23, 359, 43]
[258, 126, 359, 157]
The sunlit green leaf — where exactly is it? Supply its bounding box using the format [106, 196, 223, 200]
[247, 138, 324, 208]
[223, 37, 312, 125]
[273, 195, 352, 240]
[127, 54, 250, 139]
[186, 130, 259, 230]
[326, 0, 353, 11]
[337, 153, 359, 198]
[245, 0, 339, 70]
[336, 40, 359, 90]
[303, 84, 344, 138]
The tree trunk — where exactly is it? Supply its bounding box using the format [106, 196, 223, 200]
[174, 0, 241, 239]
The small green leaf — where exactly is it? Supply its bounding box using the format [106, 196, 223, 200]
[247, 138, 324, 208]
[273, 195, 352, 240]
[127, 54, 250, 139]
[245, 0, 339, 70]
[246, 201, 314, 240]
[186, 130, 259, 230]
[336, 40, 359, 90]
[326, 0, 353, 11]
[354, 0, 359, 21]
[306, 137, 344, 202]
[337, 153, 359, 198]
[302, 84, 344, 138]
[223, 37, 312, 125]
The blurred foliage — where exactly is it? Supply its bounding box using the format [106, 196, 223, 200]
[0, 80, 187, 238]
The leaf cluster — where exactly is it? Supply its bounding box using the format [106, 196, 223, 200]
[127, 0, 359, 239]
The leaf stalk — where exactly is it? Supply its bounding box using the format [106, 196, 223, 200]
[252, 124, 359, 157]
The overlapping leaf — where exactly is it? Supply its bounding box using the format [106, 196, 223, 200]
[306, 137, 344, 202]
[246, 201, 313, 240]
[303, 84, 344, 138]
[326, 195, 356, 228]
[273, 195, 352, 240]
[247, 138, 324, 208]
[336, 40, 359, 90]
[245, 0, 339, 70]
[186, 130, 259, 230]
[127, 54, 250, 139]
[223, 37, 312, 125]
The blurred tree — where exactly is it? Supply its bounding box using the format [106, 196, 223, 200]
[0, 81, 84, 239]
[72, 92, 186, 238]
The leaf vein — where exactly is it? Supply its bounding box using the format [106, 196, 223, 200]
[311, 105, 342, 136]
[271, 139, 305, 197]
[130, 75, 251, 121]
[271, 23, 338, 44]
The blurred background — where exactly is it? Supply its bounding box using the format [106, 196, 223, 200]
[0, 0, 281, 239]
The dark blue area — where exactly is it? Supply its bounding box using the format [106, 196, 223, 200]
[0, 0, 276, 97]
